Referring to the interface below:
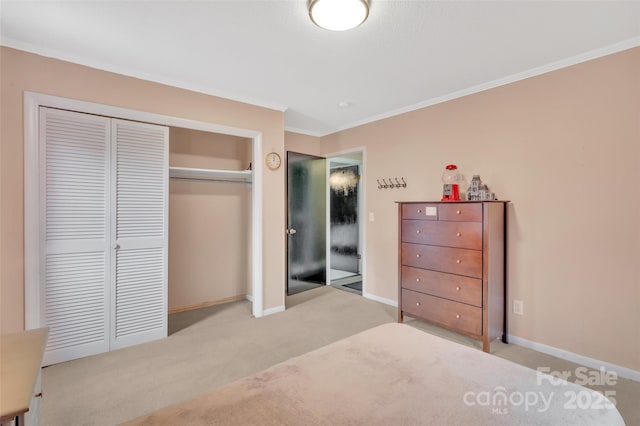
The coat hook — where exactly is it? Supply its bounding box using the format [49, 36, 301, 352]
[401, 177, 407, 188]
[382, 178, 389, 189]
[377, 179, 383, 189]
[389, 178, 396, 189]
[395, 177, 401, 188]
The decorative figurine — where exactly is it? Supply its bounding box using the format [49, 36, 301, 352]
[467, 175, 496, 200]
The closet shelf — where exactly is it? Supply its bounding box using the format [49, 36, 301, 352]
[169, 166, 252, 183]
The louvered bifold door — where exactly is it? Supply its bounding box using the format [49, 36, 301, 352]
[40, 108, 111, 365]
[110, 119, 168, 350]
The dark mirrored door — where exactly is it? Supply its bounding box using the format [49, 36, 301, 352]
[329, 165, 359, 273]
[286, 151, 327, 295]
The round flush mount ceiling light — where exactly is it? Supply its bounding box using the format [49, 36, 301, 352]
[309, 0, 369, 31]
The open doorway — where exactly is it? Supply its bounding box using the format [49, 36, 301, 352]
[328, 151, 363, 295]
[284, 149, 365, 300]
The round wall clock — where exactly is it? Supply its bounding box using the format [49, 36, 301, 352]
[265, 152, 282, 170]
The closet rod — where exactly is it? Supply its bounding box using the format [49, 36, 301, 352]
[170, 176, 251, 185]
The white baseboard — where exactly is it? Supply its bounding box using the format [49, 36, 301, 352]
[245, 294, 284, 317]
[363, 291, 398, 308]
[508, 334, 640, 383]
[262, 305, 285, 317]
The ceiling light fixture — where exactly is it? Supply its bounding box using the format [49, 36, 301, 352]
[309, 0, 369, 32]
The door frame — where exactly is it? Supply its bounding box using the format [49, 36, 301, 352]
[24, 91, 265, 327]
[325, 147, 366, 293]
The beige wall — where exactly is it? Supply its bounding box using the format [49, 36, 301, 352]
[168, 128, 251, 310]
[0, 47, 286, 332]
[318, 47, 640, 370]
[284, 131, 324, 157]
[3, 44, 638, 371]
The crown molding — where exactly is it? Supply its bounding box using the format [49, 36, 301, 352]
[4, 36, 638, 137]
[1, 37, 288, 113]
[284, 126, 325, 138]
[321, 36, 640, 137]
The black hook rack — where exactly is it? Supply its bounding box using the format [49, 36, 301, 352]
[377, 177, 406, 189]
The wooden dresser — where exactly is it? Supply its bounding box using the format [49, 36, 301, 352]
[397, 201, 507, 352]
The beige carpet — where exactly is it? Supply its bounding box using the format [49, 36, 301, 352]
[124, 323, 623, 425]
[41, 286, 640, 425]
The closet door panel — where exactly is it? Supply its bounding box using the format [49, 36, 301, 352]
[44, 252, 107, 365]
[111, 119, 168, 350]
[114, 248, 165, 339]
[41, 107, 110, 365]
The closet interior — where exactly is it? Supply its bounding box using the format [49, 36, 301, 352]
[168, 127, 253, 323]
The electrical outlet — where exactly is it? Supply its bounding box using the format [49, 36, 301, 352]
[513, 299, 524, 316]
[369, 212, 375, 222]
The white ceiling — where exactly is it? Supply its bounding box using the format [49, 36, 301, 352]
[1, 1, 639, 136]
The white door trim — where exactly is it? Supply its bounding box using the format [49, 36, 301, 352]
[24, 91, 265, 329]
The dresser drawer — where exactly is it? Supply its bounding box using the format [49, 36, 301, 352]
[401, 220, 482, 250]
[401, 266, 482, 307]
[401, 243, 482, 278]
[438, 203, 482, 222]
[401, 289, 482, 336]
[401, 203, 439, 220]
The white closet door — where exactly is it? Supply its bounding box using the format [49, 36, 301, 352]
[110, 119, 168, 350]
[40, 107, 111, 365]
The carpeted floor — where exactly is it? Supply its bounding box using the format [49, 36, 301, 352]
[41, 286, 639, 425]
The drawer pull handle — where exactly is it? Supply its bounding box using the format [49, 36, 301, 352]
[416, 278, 421, 283]
[417, 209, 422, 213]
[416, 254, 421, 258]
[456, 286, 461, 291]
[456, 210, 461, 215]
[416, 230, 421, 234]
[456, 232, 462, 237]
[455, 314, 461, 319]
[456, 259, 461, 264]
[416, 302, 421, 307]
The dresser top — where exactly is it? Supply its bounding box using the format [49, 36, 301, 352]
[396, 200, 510, 204]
